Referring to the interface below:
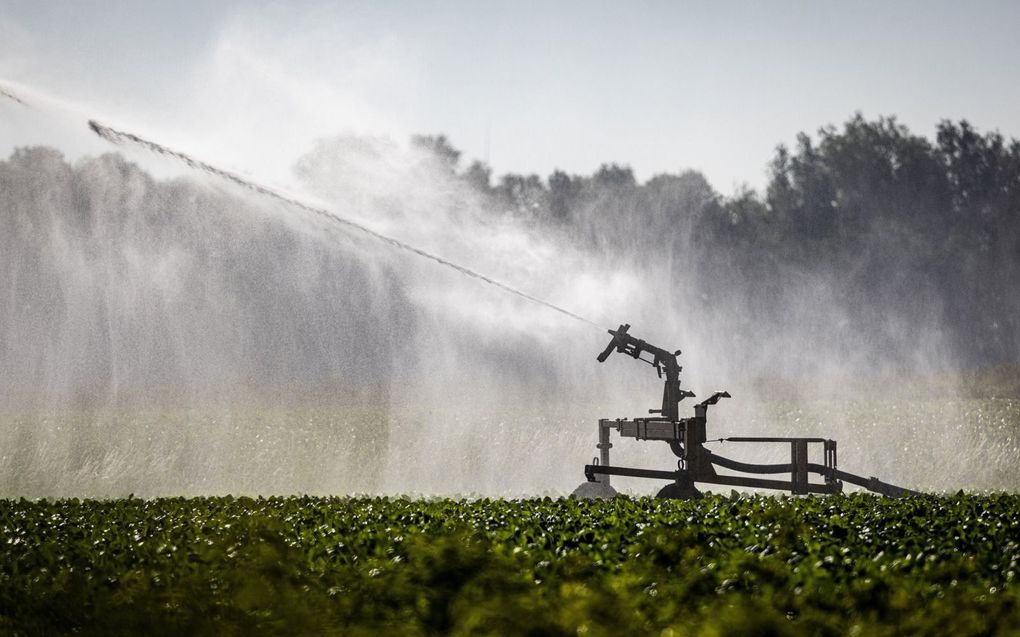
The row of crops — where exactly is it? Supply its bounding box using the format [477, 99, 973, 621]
[2, 493, 1019, 635]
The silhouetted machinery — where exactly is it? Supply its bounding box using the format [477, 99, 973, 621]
[573, 324, 917, 499]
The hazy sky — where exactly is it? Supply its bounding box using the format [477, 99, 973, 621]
[2, 0, 1019, 194]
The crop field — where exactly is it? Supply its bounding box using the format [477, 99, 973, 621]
[2, 494, 1019, 636]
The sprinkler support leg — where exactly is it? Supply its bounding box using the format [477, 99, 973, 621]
[597, 419, 614, 488]
[571, 419, 620, 499]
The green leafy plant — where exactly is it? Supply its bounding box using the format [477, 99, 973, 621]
[2, 494, 1019, 635]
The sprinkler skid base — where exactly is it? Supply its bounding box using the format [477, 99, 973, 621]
[573, 324, 917, 500]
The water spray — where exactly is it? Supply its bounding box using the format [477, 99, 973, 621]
[85, 119, 601, 329]
[1, 80, 598, 327]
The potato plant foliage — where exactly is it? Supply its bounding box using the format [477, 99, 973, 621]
[2, 494, 1019, 635]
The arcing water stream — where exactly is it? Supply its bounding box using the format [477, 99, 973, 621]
[88, 119, 600, 329]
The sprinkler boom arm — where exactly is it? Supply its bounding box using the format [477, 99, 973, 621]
[597, 324, 694, 421]
[597, 324, 677, 375]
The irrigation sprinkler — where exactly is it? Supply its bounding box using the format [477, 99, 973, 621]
[573, 324, 918, 499]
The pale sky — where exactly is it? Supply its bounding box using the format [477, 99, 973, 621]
[2, 0, 1019, 195]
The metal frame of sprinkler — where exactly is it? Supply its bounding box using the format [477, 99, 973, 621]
[573, 325, 917, 499]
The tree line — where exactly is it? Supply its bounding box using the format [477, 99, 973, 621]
[414, 115, 1020, 368]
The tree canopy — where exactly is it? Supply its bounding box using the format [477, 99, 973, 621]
[418, 115, 1020, 368]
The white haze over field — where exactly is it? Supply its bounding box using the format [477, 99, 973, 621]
[0, 77, 684, 497]
[1, 6, 1017, 498]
